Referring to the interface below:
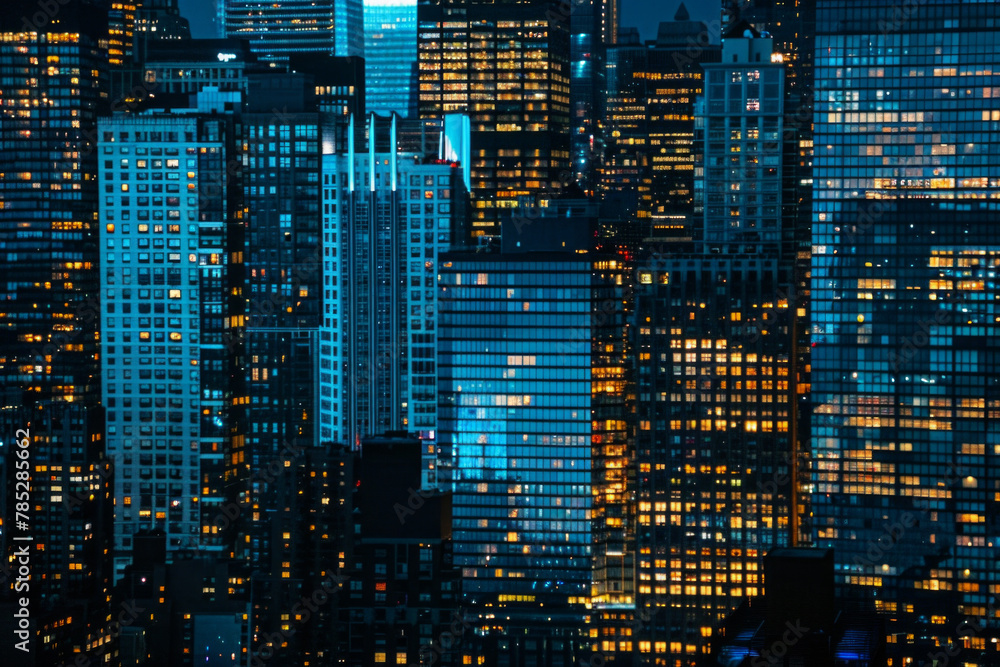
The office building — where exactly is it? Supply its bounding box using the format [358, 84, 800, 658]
[437, 213, 632, 663]
[107, 0, 136, 67]
[628, 29, 800, 664]
[99, 90, 246, 577]
[319, 114, 469, 484]
[811, 1, 1000, 660]
[364, 0, 418, 117]
[417, 0, 571, 237]
[632, 254, 796, 663]
[221, 0, 364, 64]
[0, 11, 116, 658]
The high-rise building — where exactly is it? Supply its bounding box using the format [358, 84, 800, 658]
[107, 0, 136, 67]
[0, 6, 115, 657]
[240, 72, 326, 529]
[602, 27, 648, 227]
[722, 0, 817, 548]
[99, 90, 246, 578]
[437, 213, 632, 663]
[569, 0, 616, 193]
[632, 255, 796, 662]
[319, 113, 469, 483]
[234, 75, 335, 661]
[363, 0, 418, 117]
[629, 30, 800, 664]
[603, 10, 720, 241]
[417, 0, 571, 237]
[249, 443, 353, 665]
[811, 1, 1000, 660]
[699, 30, 785, 253]
[221, 0, 364, 63]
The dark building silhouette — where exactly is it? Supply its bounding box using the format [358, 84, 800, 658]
[114, 530, 250, 667]
[711, 549, 886, 667]
[249, 443, 353, 666]
[336, 433, 460, 666]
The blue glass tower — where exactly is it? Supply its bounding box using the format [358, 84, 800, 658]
[437, 218, 631, 662]
[363, 0, 418, 117]
[812, 1, 1000, 661]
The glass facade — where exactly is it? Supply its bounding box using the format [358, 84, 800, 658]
[812, 0, 1000, 659]
[437, 252, 629, 609]
[364, 0, 418, 117]
[569, 0, 615, 192]
[437, 247, 633, 664]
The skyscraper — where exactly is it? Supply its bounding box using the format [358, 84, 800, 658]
[319, 113, 469, 484]
[99, 90, 246, 578]
[630, 29, 799, 664]
[241, 73, 325, 519]
[364, 0, 418, 117]
[632, 256, 795, 662]
[0, 0, 111, 612]
[221, 0, 363, 63]
[106, 0, 136, 67]
[569, 0, 616, 193]
[812, 1, 1000, 660]
[417, 0, 571, 237]
[437, 213, 632, 663]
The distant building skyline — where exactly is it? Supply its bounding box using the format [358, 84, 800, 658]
[219, 0, 363, 61]
[180, 0, 706, 41]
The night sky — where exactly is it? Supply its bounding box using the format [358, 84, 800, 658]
[179, 0, 720, 42]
